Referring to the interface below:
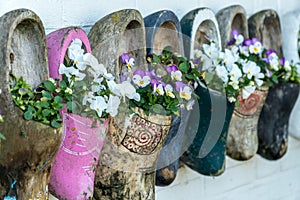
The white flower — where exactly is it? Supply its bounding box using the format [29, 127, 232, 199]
[91, 84, 101, 93]
[49, 78, 56, 84]
[215, 65, 229, 83]
[153, 84, 165, 96]
[229, 64, 242, 82]
[228, 96, 236, 102]
[284, 60, 291, 71]
[249, 41, 263, 54]
[82, 92, 94, 105]
[269, 58, 279, 71]
[229, 81, 239, 90]
[165, 84, 175, 98]
[239, 46, 249, 56]
[242, 85, 256, 99]
[132, 75, 151, 87]
[180, 86, 192, 100]
[223, 49, 238, 70]
[68, 39, 86, 71]
[112, 81, 140, 102]
[65, 87, 72, 94]
[186, 99, 195, 110]
[126, 58, 135, 71]
[171, 70, 182, 81]
[84, 53, 114, 80]
[203, 43, 219, 60]
[243, 61, 260, 79]
[90, 96, 107, 118]
[106, 94, 121, 117]
[59, 63, 85, 82]
[194, 49, 202, 58]
[234, 34, 244, 45]
[254, 72, 265, 87]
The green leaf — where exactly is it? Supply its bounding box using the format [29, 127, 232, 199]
[51, 120, 61, 128]
[179, 62, 189, 73]
[44, 80, 56, 92]
[42, 109, 51, 117]
[42, 90, 52, 99]
[54, 96, 63, 103]
[24, 110, 33, 120]
[67, 101, 76, 112]
[0, 133, 6, 140]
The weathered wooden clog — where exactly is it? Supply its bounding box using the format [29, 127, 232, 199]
[144, 10, 184, 186]
[0, 9, 62, 199]
[181, 84, 235, 176]
[89, 9, 168, 199]
[88, 9, 147, 81]
[216, 5, 248, 49]
[180, 8, 233, 175]
[216, 5, 268, 161]
[281, 11, 300, 140]
[249, 9, 300, 160]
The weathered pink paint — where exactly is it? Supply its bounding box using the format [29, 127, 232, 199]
[46, 27, 106, 200]
[51, 111, 109, 200]
[46, 27, 91, 79]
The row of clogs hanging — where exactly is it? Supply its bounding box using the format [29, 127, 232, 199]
[0, 4, 300, 200]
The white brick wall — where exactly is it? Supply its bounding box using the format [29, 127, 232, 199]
[1, 1, 300, 199]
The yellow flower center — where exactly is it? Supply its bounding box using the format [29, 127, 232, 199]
[180, 92, 191, 100]
[139, 80, 144, 86]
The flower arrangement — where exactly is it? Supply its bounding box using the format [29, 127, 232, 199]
[195, 29, 300, 103]
[119, 49, 196, 116]
[227, 30, 300, 85]
[8, 39, 134, 129]
[58, 39, 136, 119]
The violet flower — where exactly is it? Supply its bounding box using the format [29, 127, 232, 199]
[251, 38, 260, 44]
[166, 65, 178, 73]
[151, 79, 166, 88]
[133, 69, 147, 77]
[231, 29, 239, 37]
[280, 57, 285, 66]
[265, 68, 273, 78]
[175, 81, 188, 92]
[266, 49, 277, 57]
[120, 53, 130, 64]
[243, 39, 252, 46]
[227, 39, 236, 46]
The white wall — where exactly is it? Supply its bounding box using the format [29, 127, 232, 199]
[1, 1, 300, 200]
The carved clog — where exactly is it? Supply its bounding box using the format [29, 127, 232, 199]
[0, 9, 62, 199]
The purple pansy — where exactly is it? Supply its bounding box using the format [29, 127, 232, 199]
[166, 65, 179, 73]
[280, 57, 285, 66]
[231, 29, 239, 37]
[121, 53, 130, 64]
[133, 69, 147, 77]
[150, 79, 166, 88]
[243, 39, 252, 46]
[227, 39, 236, 46]
[175, 81, 188, 92]
[266, 49, 277, 57]
[251, 38, 260, 44]
[265, 68, 273, 78]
